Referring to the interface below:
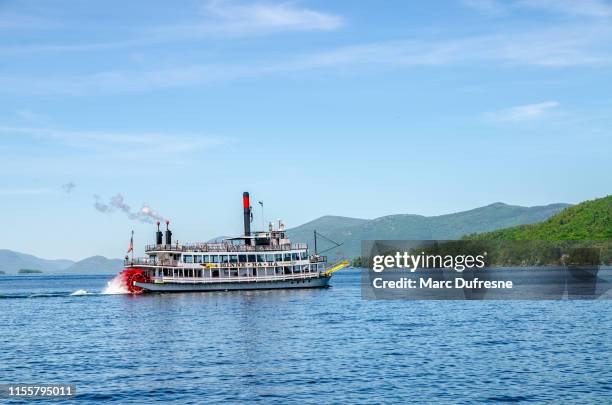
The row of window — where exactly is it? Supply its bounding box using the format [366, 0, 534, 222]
[182, 252, 308, 264]
[158, 264, 320, 278]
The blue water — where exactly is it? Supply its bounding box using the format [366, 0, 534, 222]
[1, 270, 611, 404]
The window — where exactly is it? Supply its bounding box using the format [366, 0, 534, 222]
[194, 255, 202, 263]
[275, 254, 282, 262]
[266, 254, 274, 262]
[203, 255, 210, 263]
[183, 255, 193, 263]
[221, 255, 229, 264]
[257, 254, 265, 262]
[211, 255, 219, 264]
[248, 254, 256, 263]
[284, 253, 291, 262]
[300, 251, 308, 260]
[230, 255, 238, 264]
[291, 253, 298, 261]
[239, 255, 247, 263]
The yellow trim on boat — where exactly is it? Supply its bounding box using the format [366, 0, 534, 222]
[323, 260, 350, 275]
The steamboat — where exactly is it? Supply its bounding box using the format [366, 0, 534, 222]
[118, 192, 348, 294]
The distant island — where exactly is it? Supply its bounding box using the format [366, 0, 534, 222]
[18, 268, 43, 274]
[0, 270, 5, 275]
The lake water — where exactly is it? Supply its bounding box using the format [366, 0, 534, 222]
[1, 270, 611, 403]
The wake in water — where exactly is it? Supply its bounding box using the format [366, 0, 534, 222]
[1, 274, 132, 298]
[70, 289, 90, 296]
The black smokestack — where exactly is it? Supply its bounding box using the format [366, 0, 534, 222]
[165, 220, 172, 245]
[156, 221, 163, 245]
[243, 192, 251, 243]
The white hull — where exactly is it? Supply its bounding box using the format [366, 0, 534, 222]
[135, 275, 331, 292]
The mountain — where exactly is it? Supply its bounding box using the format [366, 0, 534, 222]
[464, 196, 612, 241]
[61, 256, 123, 275]
[0, 250, 122, 275]
[0, 200, 574, 273]
[285, 202, 571, 259]
[0, 249, 74, 274]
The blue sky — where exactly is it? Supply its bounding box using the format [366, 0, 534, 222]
[1, 0, 611, 260]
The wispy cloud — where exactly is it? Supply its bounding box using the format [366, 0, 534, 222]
[2, 22, 609, 96]
[199, 0, 343, 33]
[94, 193, 165, 224]
[486, 101, 560, 122]
[0, 126, 231, 158]
[1, 1, 343, 54]
[463, 0, 612, 18]
[517, 0, 612, 18]
[461, 0, 507, 16]
[16, 109, 47, 122]
[0, 187, 54, 195]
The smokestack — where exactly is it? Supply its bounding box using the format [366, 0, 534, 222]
[156, 221, 163, 245]
[165, 220, 172, 245]
[243, 192, 251, 243]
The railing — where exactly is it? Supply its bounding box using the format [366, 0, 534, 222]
[145, 243, 308, 253]
[126, 258, 323, 268]
[151, 271, 324, 284]
[125, 258, 179, 266]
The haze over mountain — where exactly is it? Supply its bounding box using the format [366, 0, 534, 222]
[286, 202, 571, 259]
[0, 201, 570, 273]
[0, 249, 74, 274]
[62, 256, 124, 275]
[0, 250, 121, 275]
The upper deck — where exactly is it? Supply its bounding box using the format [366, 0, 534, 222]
[145, 242, 308, 253]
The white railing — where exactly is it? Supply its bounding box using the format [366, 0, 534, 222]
[145, 243, 308, 253]
[151, 272, 324, 284]
[127, 259, 321, 268]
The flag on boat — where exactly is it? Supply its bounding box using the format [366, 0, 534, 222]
[127, 230, 134, 253]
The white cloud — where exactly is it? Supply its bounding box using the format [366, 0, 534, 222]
[463, 0, 612, 18]
[486, 101, 560, 122]
[16, 109, 47, 122]
[3, 22, 608, 96]
[461, 0, 507, 16]
[0, 187, 54, 195]
[0, 1, 343, 54]
[200, 0, 343, 33]
[0, 126, 231, 159]
[517, 0, 612, 18]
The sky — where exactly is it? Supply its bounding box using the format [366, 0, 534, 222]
[0, 0, 611, 260]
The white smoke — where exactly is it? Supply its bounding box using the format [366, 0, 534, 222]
[94, 193, 165, 224]
[61, 181, 76, 193]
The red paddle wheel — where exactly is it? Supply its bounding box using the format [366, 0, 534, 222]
[119, 268, 151, 294]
